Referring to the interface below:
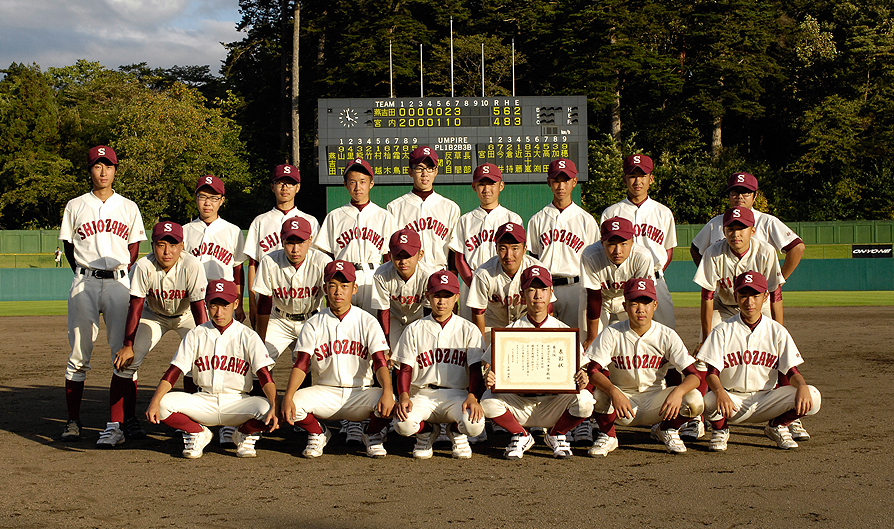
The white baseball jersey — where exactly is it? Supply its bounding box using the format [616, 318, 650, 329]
[479, 315, 586, 365]
[449, 205, 523, 270]
[314, 202, 396, 264]
[692, 209, 801, 254]
[393, 314, 484, 390]
[244, 207, 319, 262]
[370, 260, 437, 323]
[183, 217, 246, 282]
[585, 320, 694, 393]
[601, 198, 677, 272]
[526, 202, 599, 277]
[252, 248, 331, 316]
[693, 238, 785, 308]
[170, 320, 275, 394]
[130, 252, 207, 317]
[580, 242, 655, 316]
[387, 192, 460, 268]
[467, 254, 547, 329]
[697, 314, 804, 393]
[294, 306, 390, 388]
[59, 191, 146, 270]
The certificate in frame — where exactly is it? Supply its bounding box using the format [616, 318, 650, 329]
[490, 328, 580, 393]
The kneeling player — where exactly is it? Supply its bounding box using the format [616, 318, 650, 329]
[480, 266, 595, 459]
[393, 271, 486, 459]
[146, 280, 278, 458]
[585, 278, 704, 456]
[281, 260, 395, 458]
[697, 271, 821, 451]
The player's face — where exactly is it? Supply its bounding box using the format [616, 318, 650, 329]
[325, 278, 357, 312]
[623, 297, 657, 330]
[271, 179, 299, 205]
[344, 171, 374, 204]
[283, 236, 311, 264]
[728, 187, 756, 209]
[623, 172, 654, 201]
[90, 162, 116, 191]
[427, 291, 459, 319]
[735, 290, 768, 322]
[392, 249, 422, 280]
[153, 239, 183, 271]
[522, 285, 551, 313]
[208, 299, 236, 327]
[723, 223, 756, 253]
[410, 163, 437, 192]
[547, 175, 578, 205]
[603, 237, 633, 265]
[196, 189, 224, 222]
[473, 179, 504, 208]
[497, 241, 526, 275]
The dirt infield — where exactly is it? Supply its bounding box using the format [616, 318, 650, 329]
[1, 307, 892, 528]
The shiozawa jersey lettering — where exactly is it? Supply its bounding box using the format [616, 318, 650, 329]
[315, 203, 396, 264]
[59, 191, 146, 270]
[393, 315, 483, 390]
[527, 202, 599, 277]
[183, 217, 246, 282]
[387, 192, 460, 268]
[130, 253, 207, 316]
[449, 205, 523, 270]
[245, 208, 320, 262]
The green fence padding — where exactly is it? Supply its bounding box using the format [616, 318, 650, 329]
[0, 268, 75, 301]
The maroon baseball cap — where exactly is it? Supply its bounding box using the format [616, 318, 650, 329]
[88, 145, 117, 166]
[601, 216, 635, 241]
[271, 164, 300, 183]
[494, 222, 526, 245]
[206, 279, 239, 304]
[723, 207, 756, 227]
[344, 158, 374, 178]
[547, 158, 577, 180]
[734, 270, 768, 294]
[195, 175, 225, 195]
[473, 163, 503, 184]
[623, 278, 657, 301]
[324, 260, 356, 283]
[281, 217, 313, 241]
[389, 229, 422, 256]
[727, 172, 758, 192]
[409, 146, 438, 167]
[427, 270, 460, 295]
[623, 154, 653, 175]
[520, 265, 553, 289]
[152, 221, 183, 243]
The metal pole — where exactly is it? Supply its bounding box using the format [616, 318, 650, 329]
[481, 43, 485, 96]
[450, 17, 454, 97]
[420, 44, 424, 97]
[389, 40, 393, 98]
[512, 38, 516, 96]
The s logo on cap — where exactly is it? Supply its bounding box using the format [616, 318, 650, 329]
[482, 165, 490, 173]
[205, 176, 213, 185]
[164, 223, 172, 232]
[612, 221, 620, 231]
[335, 262, 344, 271]
[505, 224, 514, 232]
[532, 268, 541, 276]
[638, 280, 646, 290]
[399, 234, 408, 244]
[633, 155, 641, 164]
[98, 147, 106, 156]
[558, 161, 566, 168]
[744, 274, 753, 283]
[354, 158, 362, 163]
[440, 274, 449, 284]
[733, 209, 741, 218]
[283, 166, 291, 174]
[737, 174, 745, 183]
[290, 220, 299, 229]
[423, 148, 430, 155]
[215, 283, 224, 292]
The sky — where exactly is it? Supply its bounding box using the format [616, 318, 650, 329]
[0, 0, 243, 74]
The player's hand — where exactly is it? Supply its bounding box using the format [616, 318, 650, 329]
[396, 394, 413, 421]
[113, 346, 135, 370]
[377, 392, 395, 418]
[582, 337, 595, 351]
[574, 368, 588, 390]
[484, 369, 496, 390]
[794, 385, 813, 416]
[234, 305, 246, 323]
[281, 396, 297, 425]
[715, 389, 739, 419]
[610, 389, 634, 419]
[463, 394, 484, 423]
[146, 402, 161, 424]
[263, 407, 279, 432]
[659, 389, 684, 420]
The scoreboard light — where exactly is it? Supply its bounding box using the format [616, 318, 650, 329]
[318, 96, 588, 185]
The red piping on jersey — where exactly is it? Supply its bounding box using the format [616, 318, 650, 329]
[257, 295, 273, 315]
[350, 201, 370, 211]
[525, 314, 549, 328]
[731, 245, 751, 259]
[628, 196, 648, 207]
[275, 206, 296, 215]
[436, 314, 452, 328]
[213, 320, 234, 334]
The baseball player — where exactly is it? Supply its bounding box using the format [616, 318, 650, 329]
[371, 228, 438, 348]
[387, 146, 460, 270]
[392, 271, 486, 459]
[479, 266, 595, 459]
[527, 158, 599, 330]
[467, 222, 548, 341]
[146, 280, 278, 458]
[601, 154, 677, 329]
[59, 145, 146, 442]
[449, 163, 523, 319]
[314, 158, 396, 312]
[54, 247, 63, 267]
[96, 221, 209, 447]
[696, 271, 821, 451]
[281, 260, 395, 458]
[585, 278, 705, 456]
[245, 164, 319, 329]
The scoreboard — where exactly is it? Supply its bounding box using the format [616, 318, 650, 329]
[318, 96, 587, 185]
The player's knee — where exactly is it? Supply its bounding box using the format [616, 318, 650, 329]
[592, 390, 612, 414]
[805, 385, 822, 416]
[681, 390, 705, 417]
[571, 392, 595, 418]
[703, 392, 718, 414]
[480, 397, 505, 419]
[460, 417, 485, 438]
[392, 419, 419, 437]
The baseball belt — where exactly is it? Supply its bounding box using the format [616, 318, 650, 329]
[352, 262, 377, 271]
[275, 308, 317, 322]
[77, 267, 125, 279]
[551, 276, 580, 286]
[422, 384, 452, 390]
[655, 270, 662, 280]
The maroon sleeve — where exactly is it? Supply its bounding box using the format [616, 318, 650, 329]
[701, 287, 715, 301]
[785, 366, 801, 378]
[682, 364, 702, 380]
[472, 308, 486, 316]
[664, 248, 673, 270]
[468, 362, 485, 400]
[586, 361, 605, 375]
[382, 253, 391, 263]
[122, 296, 145, 347]
[249, 258, 258, 268]
[257, 294, 273, 316]
[586, 288, 602, 320]
[690, 243, 703, 267]
[372, 351, 388, 372]
[706, 365, 720, 378]
[782, 238, 804, 253]
[232, 263, 243, 287]
[190, 300, 208, 325]
[63, 241, 76, 271]
[161, 364, 182, 385]
[771, 286, 783, 303]
[377, 309, 390, 340]
[128, 242, 140, 270]
[396, 363, 413, 395]
[256, 366, 273, 386]
[292, 351, 311, 373]
[454, 252, 473, 286]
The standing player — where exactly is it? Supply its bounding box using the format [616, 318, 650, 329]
[585, 278, 704, 456]
[479, 266, 595, 459]
[245, 164, 319, 328]
[146, 280, 278, 458]
[696, 271, 821, 451]
[392, 271, 486, 459]
[54, 247, 63, 267]
[601, 154, 677, 329]
[314, 158, 396, 312]
[97, 221, 209, 447]
[450, 163, 522, 319]
[387, 146, 460, 270]
[59, 145, 146, 441]
[281, 260, 395, 458]
[527, 158, 599, 329]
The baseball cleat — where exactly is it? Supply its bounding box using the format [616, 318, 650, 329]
[571, 420, 594, 445]
[303, 426, 332, 458]
[709, 428, 730, 452]
[544, 433, 574, 459]
[412, 424, 439, 460]
[122, 417, 147, 440]
[468, 429, 487, 445]
[765, 423, 798, 450]
[342, 420, 364, 445]
[588, 432, 619, 457]
[231, 429, 260, 458]
[362, 427, 389, 458]
[651, 424, 687, 453]
[61, 419, 82, 442]
[182, 426, 213, 459]
[788, 419, 810, 441]
[219, 425, 237, 447]
[679, 416, 705, 441]
[503, 431, 534, 460]
[96, 422, 125, 448]
[448, 430, 472, 459]
[435, 423, 451, 445]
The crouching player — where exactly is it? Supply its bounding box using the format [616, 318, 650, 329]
[281, 260, 395, 459]
[392, 271, 486, 459]
[697, 271, 821, 451]
[480, 266, 595, 459]
[146, 280, 278, 459]
[585, 278, 704, 456]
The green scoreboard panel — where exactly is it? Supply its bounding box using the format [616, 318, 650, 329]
[318, 96, 587, 185]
